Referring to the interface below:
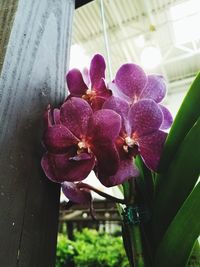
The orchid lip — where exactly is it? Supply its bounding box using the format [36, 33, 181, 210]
[82, 89, 96, 101]
[125, 136, 135, 147]
[86, 89, 92, 95]
[77, 140, 93, 155]
[123, 144, 129, 153]
[78, 141, 87, 149]
[133, 96, 139, 103]
[123, 136, 138, 154]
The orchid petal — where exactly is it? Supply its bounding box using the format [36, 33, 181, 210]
[44, 107, 61, 128]
[108, 82, 131, 102]
[90, 54, 106, 89]
[138, 130, 167, 171]
[115, 63, 147, 99]
[140, 75, 166, 103]
[94, 78, 106, 91]
[88, 109, 121, 175]
[89, 109, 121, 140]
[91, 141, 120, 176]
[43, 125, 79, 153]
[90, 54, 106, 88]
[98, 158, 139, 187]
[60, 97, 93, 138]
[82, 67, 90, 87]
[66, 69, 88, 96]
[90, 96, 107, 111]
[62, 182, 92, 204]
[159, 104, 173, 130]
[69, 153, 92, 161]
[128, 99, 163, 137]
[103, 96, 130, 131]
[41, 152, 95, 183]
[53, 108, 61, 124]
[94, 78, 111, 98]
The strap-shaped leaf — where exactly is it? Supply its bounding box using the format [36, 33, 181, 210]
[187, 240, 200, 267]
[154, 183, 200, 267]
[135, 156, 154, 205]
[153, 117, 200, 245]
[158, 72, 200, 173]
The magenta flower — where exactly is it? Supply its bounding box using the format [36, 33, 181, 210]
[113, 63, 173, 130]
[66, 54, 111, 110]
[103, 96, 167, 172]
[41, 97, 121, 184]
[41, 55, 173, 193]
[61, 181, 92, 204]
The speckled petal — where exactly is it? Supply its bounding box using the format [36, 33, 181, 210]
[138, 130, 167, 171]
[90, 54, 106, 89]
[159, 104, 173, 130]
[108, 82, 131, 102]
[90, 96, 107, 111]
[61, 182, 92, 204]
[128, 99, 163, 137]
[94, 78, 106, 91]
[43, 125, 79, 153]
[89, 109, 121, 140]
[140, 75, 166, 103]
[66, 69, 88, 96]
[98, 158, 139, 187]
[60, 97, 93, 138]
[115, 63, 147, 99]
[41, 152, 95, 183]
[88, 109, 121, 175]
[103, 96, 130, 131]
[91, 141, 120, 176]
[82, 67, 90, 87]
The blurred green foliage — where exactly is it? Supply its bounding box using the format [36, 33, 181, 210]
[56, 228, 129, 267]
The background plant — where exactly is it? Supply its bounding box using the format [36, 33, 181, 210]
[56, 228, 129, 267]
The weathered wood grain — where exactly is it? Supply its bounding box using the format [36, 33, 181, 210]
[0, 0, 74, 266]
[0, 0, 19, 73]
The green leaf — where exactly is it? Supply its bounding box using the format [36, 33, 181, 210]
[135, 156, 154, 204]
[154, 183, 200, 267]
[123, 181, 130, 201]
[152, 117, 200, 245]
[122, 223, 135, 267]
[158, 72, 200, 173]
[187, 240, 200, 267]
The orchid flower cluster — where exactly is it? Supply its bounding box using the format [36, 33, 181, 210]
[41, 54, 173, 206]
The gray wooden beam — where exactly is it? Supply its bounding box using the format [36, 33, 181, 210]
[0, 0, 74, 266]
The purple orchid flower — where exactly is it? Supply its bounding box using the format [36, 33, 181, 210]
[61, 181, 92, 204]
[66, 54, 111, 110]
[113, 63, 173, 130]
[103, 96, 167, 173]
[41, 97, 121, 185]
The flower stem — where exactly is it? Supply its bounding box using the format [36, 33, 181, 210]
[78, 182, 127, 204]
[130, 224, 145, 267]
[122, 179, 146, 267]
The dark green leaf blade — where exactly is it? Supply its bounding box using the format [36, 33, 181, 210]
[154, 183, 200, 267]
[153, 117, 200, 245]
[158, 72, 200, 173]
[135, 155, 154, 205]
[187, 240, 200, 267]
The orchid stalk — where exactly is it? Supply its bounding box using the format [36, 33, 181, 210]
[41, 54, 200, 267]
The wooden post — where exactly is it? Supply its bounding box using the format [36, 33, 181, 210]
[0, 0, 74, 266]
